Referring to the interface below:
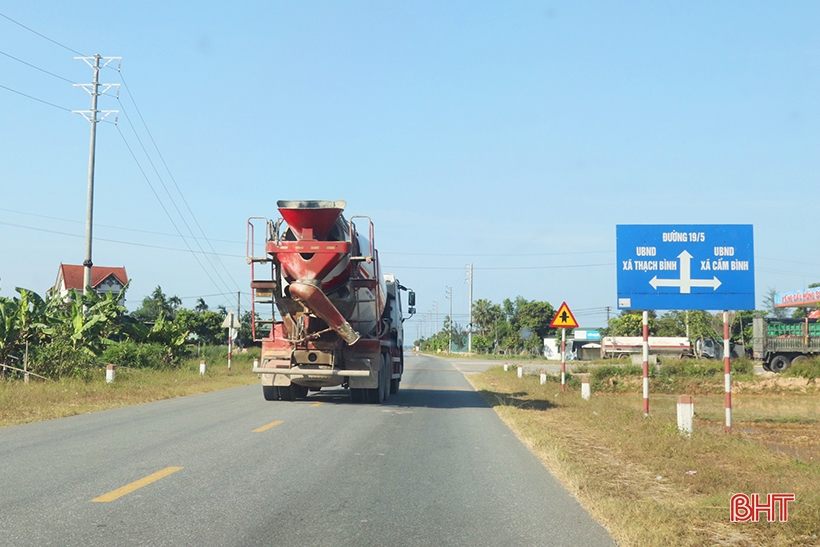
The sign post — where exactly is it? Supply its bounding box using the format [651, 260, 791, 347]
[550, 302, 579, 393]
[616, 225, 755, 429]
[642, 310, 649, 415]
[222, 311, 241, 371]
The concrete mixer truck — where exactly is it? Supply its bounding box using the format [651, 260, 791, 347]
[246, 200, 415, 404]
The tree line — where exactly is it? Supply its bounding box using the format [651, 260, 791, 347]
[0, 285, 252, 380]
[416, 296, 561, 355]
[416, 290, 820, 355]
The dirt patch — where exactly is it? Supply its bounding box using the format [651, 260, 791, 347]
[734, 376, 820, 393]
[735, 422, 820, 462]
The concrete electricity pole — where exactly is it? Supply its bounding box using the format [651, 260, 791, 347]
[446, 286, 453, 353]
[467, 263, 473, 353]
[73, 55, 120, 294]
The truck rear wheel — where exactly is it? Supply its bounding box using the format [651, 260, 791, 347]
[350, 388, 366, 403]
[770, 355, 791, 373]
[365, 354, 390, 404]
[791, 355, 808, 367]
[262, 385, 279, 401]
[291, 384, 309, 399]
[278, 386, 296, 401]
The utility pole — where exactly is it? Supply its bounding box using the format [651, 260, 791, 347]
[73, 55, 120, 295]
[446, 286, 453, 353]
[433, 301, 439, 336]
[606, 306, 611, 323]
[237, 292, 242, 347]
[467, 263, 473, 353]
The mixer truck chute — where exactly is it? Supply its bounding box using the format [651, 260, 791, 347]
[246, 200, 414, 404]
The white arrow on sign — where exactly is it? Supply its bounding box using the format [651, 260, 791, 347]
[649, 250, 721, 294]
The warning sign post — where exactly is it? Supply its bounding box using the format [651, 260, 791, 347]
[550, 303, 578, 392]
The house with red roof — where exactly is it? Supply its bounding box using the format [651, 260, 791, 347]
[54, 264, 129, 302]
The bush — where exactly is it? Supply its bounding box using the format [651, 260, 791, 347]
[785, 357, 820, 380]
[200, 345, 228, 365]
[731, 357, 754, 375]
[100, 340, 173, 369]
[657, 358, 754, 379]
[591, 365, 643, 382]
[28, 338, 96, 380]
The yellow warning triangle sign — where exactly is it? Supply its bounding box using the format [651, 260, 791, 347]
[550, 302, 579, 329]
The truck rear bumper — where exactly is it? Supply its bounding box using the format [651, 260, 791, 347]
[253, 366, 371, 377]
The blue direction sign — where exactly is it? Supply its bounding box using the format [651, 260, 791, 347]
[617, 225, 755, 310]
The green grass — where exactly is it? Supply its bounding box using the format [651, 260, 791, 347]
[0, 348, 261, 428]
[470, 366, 820, 547]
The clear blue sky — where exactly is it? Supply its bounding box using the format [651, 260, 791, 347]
[1, 1, 818, 338]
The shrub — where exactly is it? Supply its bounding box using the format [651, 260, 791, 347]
[785, 357, 820, 380]
[100, 340, 173, 369]
[28, 338, 95, 380]
[591, 365, 643, 382]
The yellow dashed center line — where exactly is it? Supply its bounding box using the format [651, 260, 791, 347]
[253, 420, 284, 433]
[311, 402, 324, 407]
[92, 466, 183, 503]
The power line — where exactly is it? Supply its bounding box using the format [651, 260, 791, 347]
[0, 220, 244, 257]
[115, 69, 242, 293]
[0, 11, 85, 56]
[0, 207, 240, 244]
[0, 49, 76, 83]
[116, 103, 237, 295]
[0, 82, 71, 111]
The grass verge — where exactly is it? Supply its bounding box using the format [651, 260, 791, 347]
[469, 367, 820, 547]
[0, 349, 260, 428]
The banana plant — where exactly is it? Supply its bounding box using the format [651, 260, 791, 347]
[0, 297, 21, 364]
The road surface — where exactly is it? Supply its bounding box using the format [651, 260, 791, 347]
[0, 354, 614, 546]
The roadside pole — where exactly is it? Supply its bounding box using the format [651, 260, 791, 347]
[724, 310, 732, 433]
[561, 327, 566, 392]
[223, 311, 239, 372]
[642, 310, 649, 416]
[616, 225, 756, 419]
[227, 323, 233, 371]
[549, 302, 578, 395]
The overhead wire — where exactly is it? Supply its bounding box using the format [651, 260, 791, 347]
[115, 100, 238, 298]
[115, 124, 240, 307]
[0, 220, 243, 258]
[0, 11, 86, 56]
[0, 206, 240, 244]
[0, 82, 72, 111]
[114, 68, 243, 295]
[0, 49, 76, 83]
[0, 10, 240, 310]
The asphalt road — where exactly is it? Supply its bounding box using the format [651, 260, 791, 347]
[0, 354, 614, 547]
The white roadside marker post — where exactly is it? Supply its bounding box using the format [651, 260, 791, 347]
[106, 364, 115, 384]
[503, 363, 508, 372]
[540, 370, 547, 385]
[581, 376, 591, 400]
[200, 360, 206, 375]
[517, 364, 523, 379]
[677, 395, 694, 436]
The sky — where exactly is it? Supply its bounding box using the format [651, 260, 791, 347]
[1, 1, 818, 340]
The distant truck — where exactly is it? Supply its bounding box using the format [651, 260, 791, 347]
[753, 317, 820, 372]
[600, 336, 693, 359]
[600, 336, 744, 361]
